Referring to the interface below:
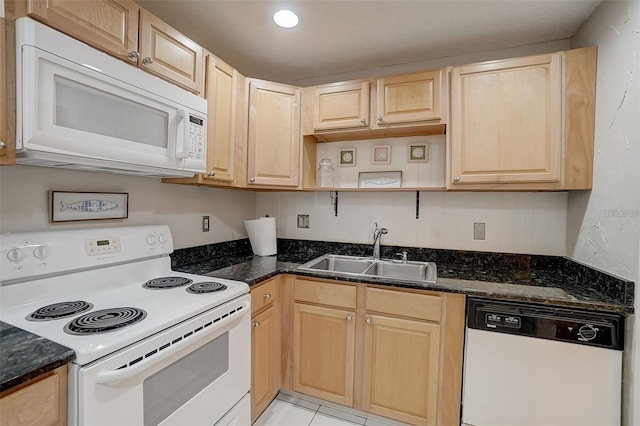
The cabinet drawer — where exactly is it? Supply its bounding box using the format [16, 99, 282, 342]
[295, 279, 356, 309]
[251, 279, 278, 314]
[366, 287, 441, 322]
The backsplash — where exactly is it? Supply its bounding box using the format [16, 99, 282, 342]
[256, 190, 568, 255]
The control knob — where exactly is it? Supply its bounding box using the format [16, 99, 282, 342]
[147, 235, 156, 245]
[33, 245, 50, 259]
[6, 247, 26, 262]
[158, 234, 167, 244]
[578, 324, 598, 341]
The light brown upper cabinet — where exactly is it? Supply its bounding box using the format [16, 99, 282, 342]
[376, 69, 444, 125]
[0, 15, 11, 165]
[202, 54, 238, 183]
[247, 80, 301, 187]
[138, 9, 203, 93]
[313, 81, 370, 131]
[448, 47, 595, 190]
[307, 69, 447, 142]
[27, 0, 203, 94]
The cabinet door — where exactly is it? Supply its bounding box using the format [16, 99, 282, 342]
[0, 365, 67, 426]
[28, 0, 139, 63]
[376, 70, 443, 125]
[0, 16, 10, 164]
[362, 315, 440, 426]
[251, 306, 280, 421]
[247, 80, 301, 187]
[313, 81, 370, 131]
[450, 53, 562, 185]
[293, 303, 355, 406]
[203, 54, 237, 183]
[138, 9, 203, 94]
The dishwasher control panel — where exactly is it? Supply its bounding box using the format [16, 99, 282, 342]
[467, 298, 624, 350]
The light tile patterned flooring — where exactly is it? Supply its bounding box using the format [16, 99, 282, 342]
[255, 392, 408, 426]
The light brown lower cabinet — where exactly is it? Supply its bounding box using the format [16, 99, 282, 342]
[0, 365, 67, 426]
[284, 277, 465, 426]
[250, 278, 281, 422]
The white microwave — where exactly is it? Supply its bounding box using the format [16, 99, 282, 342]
[15, 17, 207, 178]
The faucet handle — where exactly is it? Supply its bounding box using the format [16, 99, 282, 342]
[396, 251, 408, 263]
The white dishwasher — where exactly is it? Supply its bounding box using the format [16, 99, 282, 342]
[462, 298, 624, 426]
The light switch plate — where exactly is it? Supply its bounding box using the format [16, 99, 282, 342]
[202, 216, 210, 232]
[474, 222, 485, 240]
[297, 214, 310, 228]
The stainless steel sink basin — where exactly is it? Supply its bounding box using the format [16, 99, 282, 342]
[298, 254, 374, 275]
[298, 254, 437, 284]
[364, 260, 437, 282]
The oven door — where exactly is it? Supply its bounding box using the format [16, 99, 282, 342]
[69, 295, 250, 426]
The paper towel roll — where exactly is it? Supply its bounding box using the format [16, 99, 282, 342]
[244, 217, 277, 256]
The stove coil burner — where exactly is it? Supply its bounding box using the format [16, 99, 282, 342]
[64, 307, 147, 335]
[27, 301, 94, 321]
[143, 276, 193, 289]
[186, 282, 228, 294]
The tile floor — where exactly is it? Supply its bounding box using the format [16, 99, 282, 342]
[255, 392, 407, 426]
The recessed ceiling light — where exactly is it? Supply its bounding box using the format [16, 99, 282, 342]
[273, 9, 300, 28]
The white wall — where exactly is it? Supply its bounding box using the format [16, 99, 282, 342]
[569, 1, 640, 425]
[0, 165, 256, 249]
[256, 190, 567, 255]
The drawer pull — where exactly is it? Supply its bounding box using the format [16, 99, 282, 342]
[252, 321, 261, 328]
[346, 314, 353, 322]
[263, 293, 272, 299]
[365, 316, 372, 324]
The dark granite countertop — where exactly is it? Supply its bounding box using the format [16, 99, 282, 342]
[174, 239, 635, 315]
[0, 321, 74, 393]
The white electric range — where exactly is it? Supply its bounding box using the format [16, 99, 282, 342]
[0, 225, 251, 426]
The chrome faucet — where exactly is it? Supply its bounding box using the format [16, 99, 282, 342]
[372, 222, 388, 260]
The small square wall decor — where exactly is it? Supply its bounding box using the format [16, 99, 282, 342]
[408, 144, 429, 163]
[339, 148, 356, 166]
[372, 145, 391, 165]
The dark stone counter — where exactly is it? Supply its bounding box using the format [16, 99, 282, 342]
[0, 321, 74, 393]
[174, 238, 635, 314]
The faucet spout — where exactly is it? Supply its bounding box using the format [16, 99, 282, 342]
[372, 222, 388, 260]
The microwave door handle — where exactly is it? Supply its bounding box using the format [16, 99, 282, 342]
[95, 301, 250, 386]
[175, 109, 189, 159]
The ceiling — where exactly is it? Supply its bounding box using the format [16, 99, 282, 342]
[135, 0, 601, 87]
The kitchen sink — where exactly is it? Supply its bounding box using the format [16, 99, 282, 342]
[298, 254, 374, 275]
[297, 254, 437, 284]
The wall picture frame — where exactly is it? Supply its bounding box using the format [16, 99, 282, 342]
[339, 148, 356, 166]
[372, 145, 391, 165]
[50, 191, 129, 223]
[408, 144, 429, 163]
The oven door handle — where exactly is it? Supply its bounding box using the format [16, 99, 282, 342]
[95, 301, 250, 386]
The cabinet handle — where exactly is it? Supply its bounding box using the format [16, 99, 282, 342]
[454, 176, 460, 182]
[127, 51, 139, 61]
[346, 314, 353, 322]
[360, 118, 367, 125]
[377, 116, 383, 122]
[252, 321, 261, 328]
[207, 171, 216, 177]
[249, 178, 256, 183]
[142, 57, 153, 65]
[365, 316, 372, 324]
[0, 141, 5, 150]
[263, 293, 272, 299]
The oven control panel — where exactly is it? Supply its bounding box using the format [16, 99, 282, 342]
[0, 225, 174, 282]
[85, 237, 121, 256]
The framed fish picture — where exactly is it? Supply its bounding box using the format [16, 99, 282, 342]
[49, 191, 129, 223]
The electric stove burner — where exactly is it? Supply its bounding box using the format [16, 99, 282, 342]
[27, 301, 94, 321]
[143, 276, 193, 289]
[64, 307, 147, 335]
[186, 282, 228, 294]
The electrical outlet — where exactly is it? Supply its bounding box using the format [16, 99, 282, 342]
[297, 214, 310, 229]
[474, 222, 485, 240]
[202, 216, 210, 232]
